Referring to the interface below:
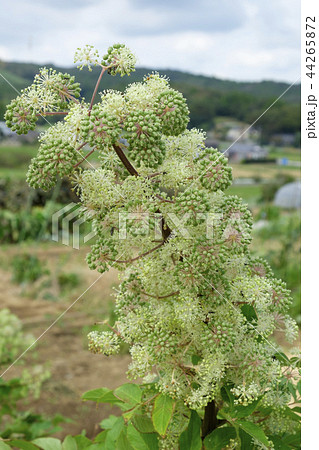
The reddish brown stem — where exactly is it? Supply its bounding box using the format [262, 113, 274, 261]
[73, 147, 95, 168]
[89, 67, 106, 113]
[104, 241, 165, 264]
[141, 290, 180, 299]
[113, 144, 139, 176]
[36, 111, 68, 116]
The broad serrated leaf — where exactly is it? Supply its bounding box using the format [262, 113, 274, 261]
[126, 424, 150, 450]
[237, 420, 269, 446]
[152, 394, 174, 436]
[204, 426, 237, 450]
[116, 429, 134, 450]
[3, 441, 38, 450]
[82, 388, 120, 404]
[179, 410, 202, 450]
[108, 417, 125, 442]
[99, 415, 118, 430]
[62, 435, 77, 450]
[132, 414, 155, 433]
[114, 384, 142, 406]
[73, 435, 93, 449]
[32, 438, 62, 450]
[93, 431, 108, 443]
[140, 434, 159, 450]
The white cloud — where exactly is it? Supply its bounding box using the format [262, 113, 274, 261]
[0, 0, 300, 82]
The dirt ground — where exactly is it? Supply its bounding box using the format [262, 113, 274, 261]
[0, 243, 131, 438]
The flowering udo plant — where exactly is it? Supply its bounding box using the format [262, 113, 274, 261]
[4, 44, 300, 449]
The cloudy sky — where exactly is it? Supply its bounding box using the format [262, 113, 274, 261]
[0, 0, 300, 82]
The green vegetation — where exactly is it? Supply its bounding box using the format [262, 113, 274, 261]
[0, 309, 65, 441]
[0, 61, 300, 137]
[11, 254, 49, 284]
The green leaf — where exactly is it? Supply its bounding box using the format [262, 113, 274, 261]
[231, 399, 261, 418]
[292, 406, 301, 414]
[32, 438, 62, 450]
[220, 385, 235, 408]
[288, 382, 297, 402]
[123, 406, 140, 420]
[273, 351, 289, 365]
[179, 410, 202, 450]
[93, 431, 108, 443]
[241, 304, 257, 322]
[126, 424, 150, 450]
[236, 420, 269, 446]
[282, 407, 301, 423]
[238, 429, 255, 449]
[85, 444, 105, 450]
[282, 431, 301, 446]
[107, 417, 125, 442]
[297, 379, 301, 395]
[140, 434, 158, 450]
[3, 441, 38, 450]
[191, 355, 201, 365]
[268, 436, 291, 450]
[204, 427, 236, 450]
[114, 384, 142, 406]
[132, 414, 155, 433]
[0, 442, 11, 450]
[73, 435, 92, 449]
[151, 394, 174, 436]
[104, 435, 116, 450]
[62, 436, 77, 450]
[100, 415, 118, 431]
[116, 429, 134, 450]
[82, 388, 120, 404]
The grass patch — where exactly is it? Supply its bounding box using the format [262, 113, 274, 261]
[225, 184, 262, 205]
[0, 145, 38, 166]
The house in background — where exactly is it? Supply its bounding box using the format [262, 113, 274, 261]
[0, 121, 18, 141]
[0, 121, 39, 144]
[224, 142, 268, 162]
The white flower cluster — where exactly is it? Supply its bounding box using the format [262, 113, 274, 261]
[5, 43, 300, 444]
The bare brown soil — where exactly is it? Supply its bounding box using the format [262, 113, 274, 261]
[0, 243, 130, 438]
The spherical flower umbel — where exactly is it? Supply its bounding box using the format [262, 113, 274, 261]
[102, 43, 137, 76]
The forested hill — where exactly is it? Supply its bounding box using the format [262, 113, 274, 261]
[0, 61, 300, 135]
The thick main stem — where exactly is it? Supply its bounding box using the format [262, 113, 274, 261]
[202, 400, 218, 439]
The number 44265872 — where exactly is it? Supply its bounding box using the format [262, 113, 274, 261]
[306, 16, 316, 79]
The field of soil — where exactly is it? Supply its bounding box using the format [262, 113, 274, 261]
[0, 243, 130, 438]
